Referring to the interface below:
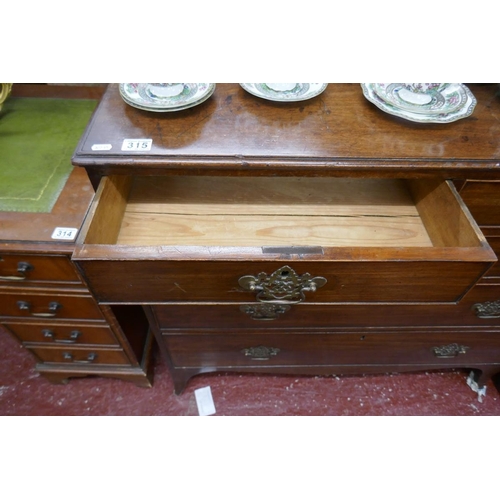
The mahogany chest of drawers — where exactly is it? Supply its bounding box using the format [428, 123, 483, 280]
[71, 83, 500, 395]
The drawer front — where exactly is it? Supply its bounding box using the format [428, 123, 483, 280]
[162, 330, 500, 368]
[152, 284, 500, 331]
[30, 346, 130, 365]
[460, 180, 500, 226]
[76, 259, 493, 304]
[467, 284, 500, 322]
[74, 176, 496, 305]
[3, 322, 118, 346]
[0, 254, 82, 285]
[482, 233, 500, 278]
[0, 292, 104, 320]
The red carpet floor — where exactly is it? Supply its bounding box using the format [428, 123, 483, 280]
[1, 325, 499, 416]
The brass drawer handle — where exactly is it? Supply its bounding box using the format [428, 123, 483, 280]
[0, 261, 34, 281]
[242, 345, 280, 361]
[432, 343, 469, 358]
[473, 299, 500, 319]
[238, 265, 327, 304]
[17, 300, 62, 317]
[240, 303, 291, 320]
[63, 352, 97, 364]
[43, 329, 81, 344]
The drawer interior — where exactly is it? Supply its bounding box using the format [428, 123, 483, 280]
[83, 175, 485, 250]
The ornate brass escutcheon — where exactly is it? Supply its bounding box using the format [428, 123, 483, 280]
[432, 343, 469, 358]
[473, 299, 500, 319]
[242, 345, 280, 361]
[238, 265, 327, 304]
[240, 303, 291, 320]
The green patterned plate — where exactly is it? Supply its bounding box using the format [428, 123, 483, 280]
[119, 83, 216, 112]
[240, 83, 328, 102]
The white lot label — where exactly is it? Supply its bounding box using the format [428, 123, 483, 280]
[51, 227, 78, 240]
[121, 138, 153, 151]
[195, 386, 216, 416]
[91, 144, 113, 151]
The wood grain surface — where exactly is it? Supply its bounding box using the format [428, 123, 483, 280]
[72, 83, 500, 179]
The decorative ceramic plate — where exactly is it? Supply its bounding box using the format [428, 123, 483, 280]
[119, 83, 216, 112]
[360, 83, 477, 123]
[372, 83, 468, 115]
[239, 83, 328, 102]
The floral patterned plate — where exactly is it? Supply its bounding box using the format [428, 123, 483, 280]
[240, 83, 328, 102]
[372, 83, 468, 115]
[119, 83, 216, 112]
[361, 83, 477, 123]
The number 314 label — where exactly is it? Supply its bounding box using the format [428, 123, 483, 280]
[51, 227, 78, 240]
[121, 138, 153, 151]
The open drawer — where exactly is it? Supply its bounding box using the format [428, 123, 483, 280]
[73, 175, 496, 304]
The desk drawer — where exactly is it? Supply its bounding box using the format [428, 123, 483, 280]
[74, 175, 496, 304]
[30, 345, 130, 365]
[162, 330, 500, 368]
[3, 322, 118, 346]
[0, 291, 104, 320]
[0, 254, 82, 285]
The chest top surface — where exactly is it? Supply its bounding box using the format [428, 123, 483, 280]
[72, 83, 500, 177]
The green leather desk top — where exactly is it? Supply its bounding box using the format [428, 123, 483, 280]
[0, 97, 96, 212]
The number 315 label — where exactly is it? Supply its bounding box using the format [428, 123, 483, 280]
[121, 138, 153, 151]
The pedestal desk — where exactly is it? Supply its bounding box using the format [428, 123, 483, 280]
[0, 85, 153, 387]
[72, 83, 500, 395]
